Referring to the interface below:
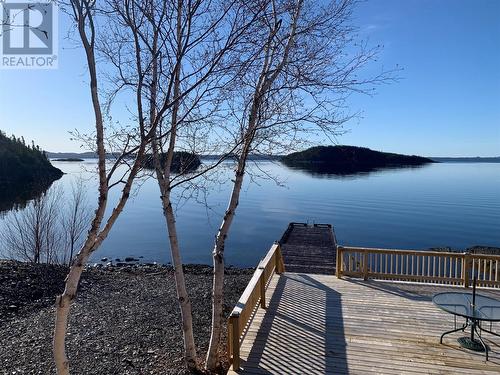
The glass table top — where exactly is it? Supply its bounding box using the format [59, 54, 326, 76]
[433, 292, 500, 322]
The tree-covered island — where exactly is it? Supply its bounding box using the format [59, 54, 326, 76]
[281, 145, 434, 174]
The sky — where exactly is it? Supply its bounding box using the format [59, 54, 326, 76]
[0, 0, 499, 157]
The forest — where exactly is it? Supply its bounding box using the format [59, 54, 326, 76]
[0, 130, 63, 187]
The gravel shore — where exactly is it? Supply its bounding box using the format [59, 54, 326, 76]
[0, 261, 253, 374]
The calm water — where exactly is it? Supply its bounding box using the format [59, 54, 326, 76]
[1, 160, 499, 267]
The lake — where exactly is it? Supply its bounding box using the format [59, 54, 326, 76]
[1, 160, 499, 267]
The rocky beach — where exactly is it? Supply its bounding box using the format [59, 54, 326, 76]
[0, 261, 252, 374]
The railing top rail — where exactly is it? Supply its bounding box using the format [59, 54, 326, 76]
[469, 253, 500, 260]
[261, 243, 279, 266]
[339, 246, 500, 260]
[229, 244, 279, 318]
[337, 244, 500, 289]
[229, 267, 264, 317]
[339, 246, 461, 258]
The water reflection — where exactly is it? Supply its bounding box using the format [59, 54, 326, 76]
[281, 162, 431, 179]
[0, 179, 59, 213]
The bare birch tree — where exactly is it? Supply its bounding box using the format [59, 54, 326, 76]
[0, 179, 91, 265]
[1, 187, 63, 264]
[147, 2, 255, 370]
[61, 178, 91, 265]
[53, 1, 162, 373]
[77, 0, 248, 370]
[204, 0, 394, 369]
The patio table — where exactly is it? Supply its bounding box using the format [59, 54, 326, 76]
[433, 291, 500, 360]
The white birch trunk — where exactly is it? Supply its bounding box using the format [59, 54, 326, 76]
[205, 2, 304, 369]
[53, 2, 148, 372]
[152, 134, 199, 369]
[205, 163, 246, 370]
[53, 252, 89, 374]
[150, 0, 199, 368]
[53, 163, 143, 374]
[53, 3, 106, 371]
[161, 193, 199, 369]
[152, 106, 200, 371]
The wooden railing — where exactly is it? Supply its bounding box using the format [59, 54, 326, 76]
[336, 246, 500, 288]
[227, 243, 285, 370]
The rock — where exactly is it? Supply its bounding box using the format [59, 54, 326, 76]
[122, 358, 134, 367]
[115, 258, 121, 262]
[124, 257, 139, 262]
[101, 257, 108, 262]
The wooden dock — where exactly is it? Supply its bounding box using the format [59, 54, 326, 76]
[228, 274, 500, 374]
[279, 223, 337, 275]
[226, 224, 500, 374]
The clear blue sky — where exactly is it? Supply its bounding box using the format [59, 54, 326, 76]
[1, 0, 499, 156]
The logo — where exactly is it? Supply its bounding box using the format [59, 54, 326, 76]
[1, 0, 58, 69]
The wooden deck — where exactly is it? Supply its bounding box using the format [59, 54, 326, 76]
[228, 273, 500, 374]
[279, 223, 337, 275]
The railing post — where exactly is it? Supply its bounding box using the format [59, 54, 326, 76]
[227, 317, 233, 367]
[363, 250, 369, 280]
[259, 269, 266, 309]
[274, 242, 283, 275]
[275, 244, 284, 274]
[463, 253, 471, 288]
[230, 314, 240, 370]
[336, 246, 342, 278]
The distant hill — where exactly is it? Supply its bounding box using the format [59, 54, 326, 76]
[281, 145, 434, 174]
[47, 151, 98, 159]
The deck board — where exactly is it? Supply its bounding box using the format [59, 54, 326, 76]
[228, 273, 500, 374]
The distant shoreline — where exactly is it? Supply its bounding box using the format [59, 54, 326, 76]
[47, 152, 500, 163]
[429, 157, 500, 163]
[52, 158, 84, 162]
